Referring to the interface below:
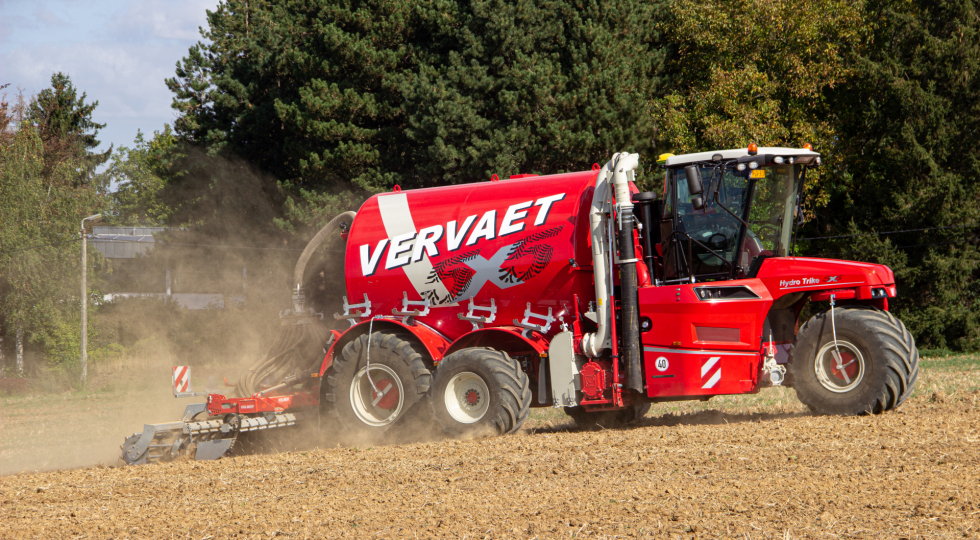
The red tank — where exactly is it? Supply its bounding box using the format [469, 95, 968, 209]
[344, 171, 599, 340]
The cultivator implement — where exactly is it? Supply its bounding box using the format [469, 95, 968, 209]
[121, 362, 320, 464]
[121, 403, 299, 464]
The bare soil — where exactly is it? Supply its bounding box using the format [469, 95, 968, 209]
[1, 358, 979, 539]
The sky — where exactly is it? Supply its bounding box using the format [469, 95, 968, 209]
[0, 0, 219, 155]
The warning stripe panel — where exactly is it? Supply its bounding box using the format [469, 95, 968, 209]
[701, 356, 721, 389]
[172, 366, 190, 393]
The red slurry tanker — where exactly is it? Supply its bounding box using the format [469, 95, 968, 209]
[122, 146, 919, 464]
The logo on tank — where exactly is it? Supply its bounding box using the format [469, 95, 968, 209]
[360, 193, 566, 304]
[428, 226, 562, 302]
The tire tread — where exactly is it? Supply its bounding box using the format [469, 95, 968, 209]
[431, 348, 532, 437]
[791, 306, 918, 415]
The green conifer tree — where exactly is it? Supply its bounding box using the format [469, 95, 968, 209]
[167, 0, 666, 229]
[26, 72, 111, 177]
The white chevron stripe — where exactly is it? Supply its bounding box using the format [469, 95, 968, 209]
[702, 368, 721, 389]
[701, 356, 720, 378]
[377, 193, 452, 303]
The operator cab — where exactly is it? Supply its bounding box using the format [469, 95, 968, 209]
[648, 145, 821, 284]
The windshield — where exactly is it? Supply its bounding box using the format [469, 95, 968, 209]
[669, 164, 800, 277]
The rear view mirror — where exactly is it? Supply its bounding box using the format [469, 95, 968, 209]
[684, 165, 705, 210]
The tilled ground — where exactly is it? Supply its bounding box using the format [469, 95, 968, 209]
[2, 392, 978, 539]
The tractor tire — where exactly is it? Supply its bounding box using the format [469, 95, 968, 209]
[564, 403, 651, 427]
[790, 306, 919, 415]
[429, 348, 532, 438]
[321, 332, 431, 442]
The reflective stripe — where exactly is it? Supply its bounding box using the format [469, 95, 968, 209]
[643, 346, 757, 357]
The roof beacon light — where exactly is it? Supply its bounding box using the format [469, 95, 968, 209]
[803, 143, 813, 151]
[747, 143, 758, 156]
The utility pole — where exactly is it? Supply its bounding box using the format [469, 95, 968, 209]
[0, 324, 5, 378]
[15, 325, 23, 376]
[80, 214, 102, 385]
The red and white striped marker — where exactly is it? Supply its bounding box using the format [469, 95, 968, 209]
[701, 357, 721, 389]
[173, 366, 191, 395]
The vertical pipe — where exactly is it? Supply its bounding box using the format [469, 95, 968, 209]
[616, 208, 642, 393]
[606, 214, 620, 404]
[610, 155, 643, 394]
[582, 162, 614, 357]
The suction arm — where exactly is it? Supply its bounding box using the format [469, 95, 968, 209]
[581, 153, 641, 358]
[292, 211, 356, 311]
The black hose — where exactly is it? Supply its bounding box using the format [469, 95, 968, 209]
[617, 208, 644, 394]
[236, 211, 354, 396]
[236, 322, 331, 396]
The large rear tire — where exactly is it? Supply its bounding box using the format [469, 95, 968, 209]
[790, 306, 918, 415]
[429, 348, 532, 438]
[322, 332, 431, 442]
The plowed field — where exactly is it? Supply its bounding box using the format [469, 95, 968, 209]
[2, 355, 979, 539]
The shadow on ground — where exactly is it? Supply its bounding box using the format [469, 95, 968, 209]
[526, 408, 812, 435]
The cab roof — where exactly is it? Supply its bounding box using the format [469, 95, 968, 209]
[663, 147, 820, 167]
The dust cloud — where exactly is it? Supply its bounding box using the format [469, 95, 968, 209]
[0, 151, 362, 475]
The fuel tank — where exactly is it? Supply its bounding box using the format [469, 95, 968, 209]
[344, 171, 599, 340]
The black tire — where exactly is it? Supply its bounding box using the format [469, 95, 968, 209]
[429, 348, 532, 438]
[564, 403, 651, 427]
[790, 306, 919, 415]
[321, 332, 431, 441]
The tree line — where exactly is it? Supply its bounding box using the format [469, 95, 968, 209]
[2, 0, 979, 379]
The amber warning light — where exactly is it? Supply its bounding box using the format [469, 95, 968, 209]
[747, 143, 758, 155]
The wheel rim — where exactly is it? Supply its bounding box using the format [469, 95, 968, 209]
[814, 340, 865, 393]
[350, 365, 404, 427]
[444, 372, 490, 424]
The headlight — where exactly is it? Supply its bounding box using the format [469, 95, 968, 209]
[773, 156, 784, 164]
[748, 161, 758, 169]
[737, 163, 746, 171]
[816, 157, 822, 165]
[789, 157, 795, 164]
